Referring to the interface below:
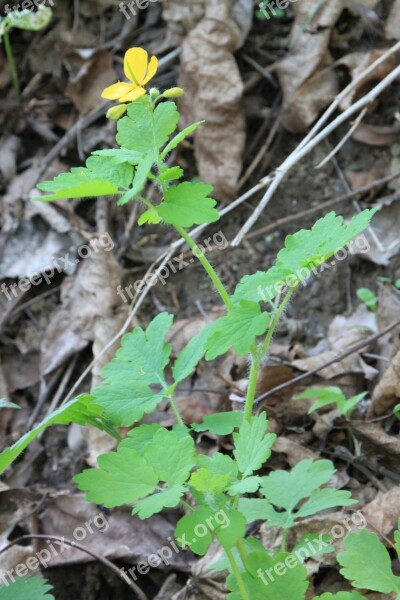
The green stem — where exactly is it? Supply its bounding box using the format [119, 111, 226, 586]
[168, 393, 185, 427]
[225, 546, 249, 600]
[281, 528, 288, 552]
[175, 225, 234, 311]
[243, 347, 260, 423]
[3, 30, 20, 98]
[261, 287, 296, 356]
[236, 539, 249, 564]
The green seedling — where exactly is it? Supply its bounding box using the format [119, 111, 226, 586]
[356, 287, 378, 312]
[0, 5, 52, 98]
[0, 45, 388, 600]
[296, 386, 367, 418]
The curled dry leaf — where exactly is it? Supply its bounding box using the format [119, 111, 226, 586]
[276, 0, 346, 133]
[358, 199, 400, 266]
[369, 348, 400, 415]
[351, 123, 400, 146]
[41, 241, 123, 375]
[179, 0, 246, 201]
[338, 49, 397, 111]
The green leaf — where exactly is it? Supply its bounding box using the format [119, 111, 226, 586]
[197, 452, 238, 479]
[0, 394, 117, 475]
[259, 460, 355, 529]
[92, 313, 173, 426]
[175, 506, 214, 555]
[313, 593, 367, 600]
[189, 468, 231, 507]
[0, 576, 54, 600]
[0, 399, 20, 409]
[119, 424, 162, 454]
[138, 207, 162, 225]
[233, 413, 276, 477]
[157, 182, 220, 227]
[296, 387, 365, 417]
[75, 428, 195, 516]
[292, 534, 334, 561]
[117, 100, 179, 159]
[227, 550, 309, 600]
[205, 301, 271, 359]
[74, 447, 158, 506]
[191, 411, 243, 435]
[227, 476, 262, 496]
[296, 488, 356, 518]
[214, 509, 246, 550]
[238, 498, 287, 526]
[116, 153, 154, 205]
[92, 148, 143, 165]
[357, 287, 378, 310]
[172, 324, 213, 384]
[395, 519, 400, 561]
[132, 485, 187, 519]
[233, 210, 377, 304]
[260, 459, 335, 512]
[158, 166, 184, 182]
[37, 155, 134, 201]
[338, 529, 400, 594]
[161, 121, 204, 158]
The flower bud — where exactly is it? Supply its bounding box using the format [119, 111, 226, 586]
[149, 88, 161, 100]
[163, 87, 184, 98]
[106, 104, 127, 120]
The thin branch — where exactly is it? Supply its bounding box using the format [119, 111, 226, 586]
[253, 318, 400, 405]
[0, 534, 148, 600]
[231, 40, 400, 246]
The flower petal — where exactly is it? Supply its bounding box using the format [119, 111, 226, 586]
[142, 56, 158, 85]
[119, 86, 146, 103]
[124, 47, 148, 85]
[101, 82, 134, 100]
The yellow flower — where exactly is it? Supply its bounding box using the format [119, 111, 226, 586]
[102, 47, 158, 103]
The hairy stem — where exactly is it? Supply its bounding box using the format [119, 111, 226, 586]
[225, 546, 249, 600]
[3, 30, 20, 98]
[175, 225, 234, 311]
[243, 346, 260, 422]
[168, 394, 185, 427]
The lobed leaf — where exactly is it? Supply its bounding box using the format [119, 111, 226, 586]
[157, 182, 220, 227]
[233, 413, 276, 478]
[0, 576, 54, 600]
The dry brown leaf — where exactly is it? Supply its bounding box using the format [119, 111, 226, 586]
[386, 0, 400, 39]
[162, 0, 253, 50]
[339, 50, 397, 110]
[179, 0, 246, 201]
[272, 436, 319, 465]
[359, 199, 400, 266]
[362, 485, 400, 534]
[369, 348, 400, 416]
[65, 50, 115, 114]
[41, 241, 123, 375]
[351, 123, 400, 146]
[354, 422, 400, 456]
[164, 543, 227, 600]
[38, 494, 193, 570]
[276, 0, 346, 133]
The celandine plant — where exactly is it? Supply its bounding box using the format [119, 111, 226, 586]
[1, 47, 399, 600]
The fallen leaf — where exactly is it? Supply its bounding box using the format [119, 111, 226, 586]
[351, 123, 400, 146]
[65, 50, 115, 114]
[368, 349, 400, 416]
[179, 0, 246, 201]
[41, 240, 123, 374]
